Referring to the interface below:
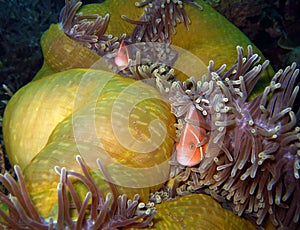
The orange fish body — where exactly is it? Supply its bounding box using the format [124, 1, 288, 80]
[114, 40, 130, 70]
[176, 105, 208, 166]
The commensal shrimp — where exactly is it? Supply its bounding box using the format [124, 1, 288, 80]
[176, 104, 208, 167]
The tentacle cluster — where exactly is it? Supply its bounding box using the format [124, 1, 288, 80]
[156, 45, 300, 229]
[60, 0, 124, 57]
[129, 61, 176, 80]
[122, 0, 201, 43]
[0, 156, 156, 229]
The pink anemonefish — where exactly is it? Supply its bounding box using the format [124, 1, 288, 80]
[114, 40, 130, 70]
[176, 104, 208, 167]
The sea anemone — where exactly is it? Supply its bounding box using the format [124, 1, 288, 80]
[156, 45, 300, 228]
[0, 155, 156, 229]
[2, 0, 299, 229]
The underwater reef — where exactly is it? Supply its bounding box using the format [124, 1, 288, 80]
[0, 0, 299, 229]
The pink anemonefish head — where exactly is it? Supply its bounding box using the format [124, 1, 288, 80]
[114, 40, 130, 70]
[176, 105, 208, 167]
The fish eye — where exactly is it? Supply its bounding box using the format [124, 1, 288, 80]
[189, 142, 195, 150]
